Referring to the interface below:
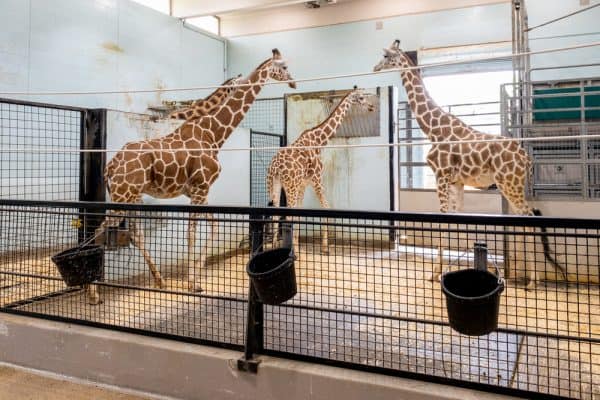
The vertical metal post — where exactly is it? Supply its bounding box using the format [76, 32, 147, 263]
[474, 242, 488, 272]
[78, 109, 107, 244]
[580, 81, 589, 199]
[238, 213, 265, 373]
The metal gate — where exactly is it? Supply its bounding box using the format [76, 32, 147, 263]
[0, 98, 86, 201]
[250, 130, 285, 206]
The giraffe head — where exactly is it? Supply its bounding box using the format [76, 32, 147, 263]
[270, 48, 296, 89]
[373, 39, 410, 72]
[348, 88, 376, 112]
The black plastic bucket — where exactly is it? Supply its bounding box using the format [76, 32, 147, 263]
[246, 248, 296, 305]
[441, 269, 504, 336]
[51, 244, 104, 287]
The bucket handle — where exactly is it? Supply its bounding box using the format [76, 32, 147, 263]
[443, 242, 504, 286]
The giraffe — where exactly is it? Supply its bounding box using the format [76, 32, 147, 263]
[164, 75, 243, 121]
[87, 49, 296, 305]
[149, 75, 242, 122]
[266, 88, 375, 256]
[373, 40, 564, 288]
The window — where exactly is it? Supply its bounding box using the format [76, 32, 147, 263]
[124, 1, 221, 36]
[185, 16, 220, 35]
[129, 0, 170, 14]
[399, 70, 513, 189]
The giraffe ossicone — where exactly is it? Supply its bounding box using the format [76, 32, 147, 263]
[266, 88, 376, 256]
[87, 49, 296, 305]
[373, 40, 565, 288]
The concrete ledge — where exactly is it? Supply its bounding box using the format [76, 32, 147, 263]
[0, 313, 519, 400]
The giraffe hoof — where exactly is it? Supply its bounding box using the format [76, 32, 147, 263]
[155, 278, 167, 289]
[88, 297, 103, 306]
[525, 280, 537, 291]
[188, 281, 204, 293]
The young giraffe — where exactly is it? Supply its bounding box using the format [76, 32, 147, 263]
[267, 88, 375, 255]
[88, 49, 296, 305]
[162, 75, 243, 121]
[373, 40, 564, 288]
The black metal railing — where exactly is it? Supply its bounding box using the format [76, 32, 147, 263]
[0, 199, 598, 399]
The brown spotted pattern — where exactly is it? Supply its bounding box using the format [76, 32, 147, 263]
[166, 75, 243, 121]
[86, 50, 295, 305]
[374, 40, 547, 287]
[266, 89, 374, 255]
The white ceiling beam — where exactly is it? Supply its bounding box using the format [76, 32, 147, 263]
[172, 0, 311, 18]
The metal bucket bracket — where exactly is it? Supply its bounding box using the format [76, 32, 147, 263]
[94, 226, 132, 250]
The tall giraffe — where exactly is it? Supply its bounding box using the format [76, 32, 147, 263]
[267, 88, 375, 255]
[373, 40, 564, 288]
[89, 49, 296, 304]
[163, 75, 243, 121]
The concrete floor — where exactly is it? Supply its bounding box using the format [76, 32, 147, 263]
[0, 366, 153, 400]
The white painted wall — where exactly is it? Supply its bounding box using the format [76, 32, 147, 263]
[0, 0, 225, 113]
[227, 3, 512, 100]
[526, 0, 600, 81]
[219, 0, 510, 37]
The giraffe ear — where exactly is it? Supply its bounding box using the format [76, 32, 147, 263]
[393, 39, 400, 49]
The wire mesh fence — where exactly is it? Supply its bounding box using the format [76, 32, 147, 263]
[0, 200, 598, 399]
[240, 98, 285, 136]
[250, 130, 284, 207]
[0, 98, 83, 201]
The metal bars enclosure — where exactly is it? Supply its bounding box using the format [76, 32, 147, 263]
[250, 130, 285, 206]
[0, 98, 85, 201]
[0, 200, 598, 400]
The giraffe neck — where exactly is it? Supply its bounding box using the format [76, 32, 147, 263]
[208, 60, 272, 148]
[167, 85, 232, 120]
[302, 93, 353, 147]
[398, 53, 455, 142]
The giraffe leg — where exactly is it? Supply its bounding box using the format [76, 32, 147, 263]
[270, 178, 283, 249]
[86, 210, 126, 305]
[496, 181, 540, 289]
[187, 214, 201, 291]
[187, 191, 212, 292]
[311, 178, 331, 255]
[430, 175, 451, 282]
[283, 190, 300, 257]
[130, 218, 166, 289]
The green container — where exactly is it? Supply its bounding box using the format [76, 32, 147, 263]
[533, 86, 600, 122]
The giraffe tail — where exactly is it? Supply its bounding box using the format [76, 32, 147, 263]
[266, 167, 282, 208]
[532, 208, 567, 280]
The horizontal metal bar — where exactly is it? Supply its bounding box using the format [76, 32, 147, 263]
[273, 301, 600, 343]
[0, 97, 88, 112]
[0, 308, 245, 352]
[526, 2, 600, 32]
[534, 160, 600, 164]
[1, 287, 81, 309]
[530, 62, 600, 72]
[250, 130, 284, 138]
[0, 273, 247, 305]
[0, 199, 599, 229]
